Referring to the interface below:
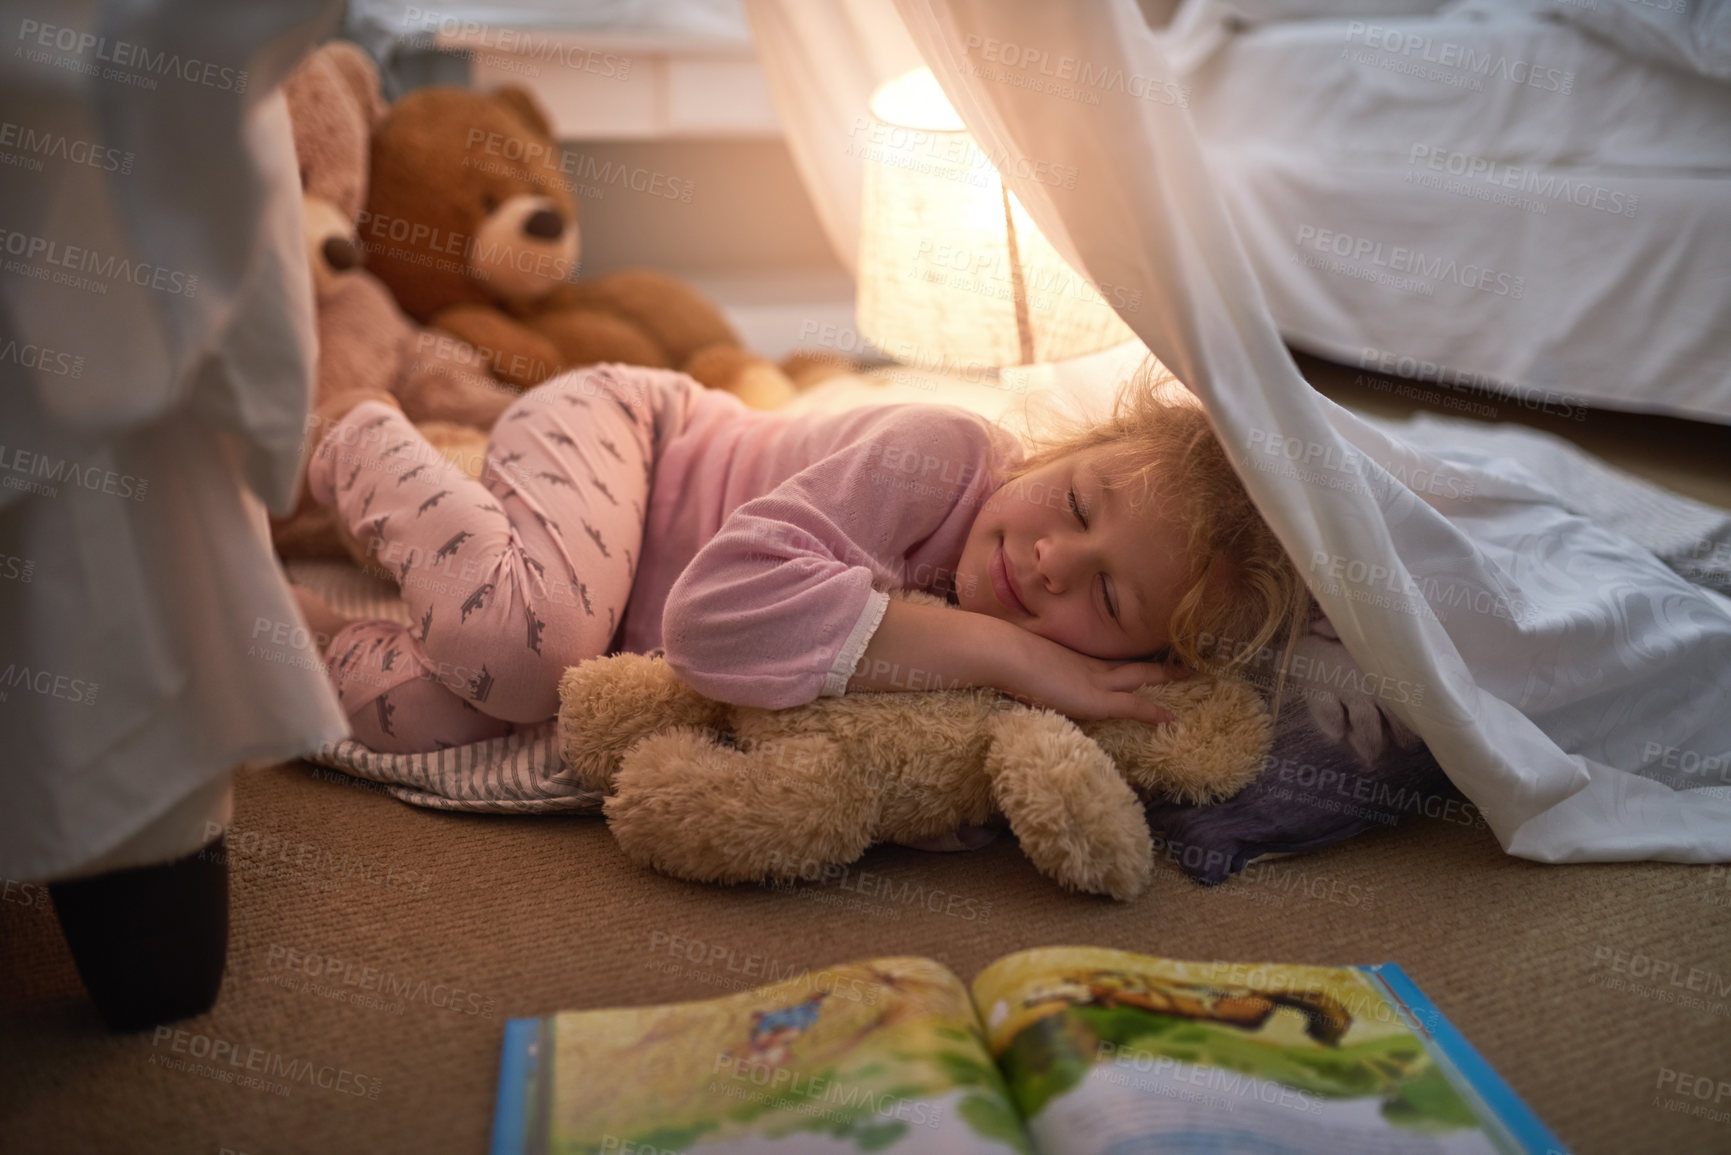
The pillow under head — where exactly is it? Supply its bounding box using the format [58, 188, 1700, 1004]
[1143, 697, 1479, 885]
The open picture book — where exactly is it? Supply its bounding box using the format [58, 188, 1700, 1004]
[489, 946, 1564, 1154]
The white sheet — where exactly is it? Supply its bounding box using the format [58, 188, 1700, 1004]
[880, 0, 1731, 863]
[1166, 0, 1731, 421]
[0, 1, 352, 880]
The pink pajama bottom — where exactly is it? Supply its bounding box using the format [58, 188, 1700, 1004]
[307, 366, 658, 753]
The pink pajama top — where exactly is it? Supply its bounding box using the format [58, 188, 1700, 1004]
[620, 368, 1022, 709]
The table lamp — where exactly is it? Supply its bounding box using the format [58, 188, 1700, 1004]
[855, 67, 1137, 380]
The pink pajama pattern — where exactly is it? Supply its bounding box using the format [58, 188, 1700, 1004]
[308, 366, 656, 753]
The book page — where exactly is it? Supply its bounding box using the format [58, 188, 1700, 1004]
[542, 956, 1031, 1154]
[969, 948, 1509, 1155]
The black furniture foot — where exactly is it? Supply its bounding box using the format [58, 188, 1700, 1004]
[48, 835, 230, 1032]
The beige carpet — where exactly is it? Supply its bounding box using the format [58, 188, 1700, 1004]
[3, 355, 1728, 1155]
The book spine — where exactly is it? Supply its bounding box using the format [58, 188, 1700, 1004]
[490, 1017, 544, 1155]
[1358, 963, 1569, 1155]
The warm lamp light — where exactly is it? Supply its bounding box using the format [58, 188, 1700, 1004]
[855, 68, 1136, 371]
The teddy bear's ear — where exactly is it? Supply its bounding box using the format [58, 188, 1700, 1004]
[492, 84, 555, 140]
[321, 40, 387, 129]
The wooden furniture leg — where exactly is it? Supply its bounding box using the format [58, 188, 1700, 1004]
[48, 834, 229, 1032]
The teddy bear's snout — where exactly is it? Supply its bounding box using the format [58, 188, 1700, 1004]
[523, 209, 564, 240]
[303, 193, 363, 299]
[321, 236, 359, 272]
[470, 193, 580, 301]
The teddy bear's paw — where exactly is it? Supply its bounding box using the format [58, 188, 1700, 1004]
[780, 350, 858, 391]
[684, 345, 796, 410]
[432, 307, 565, 389]
[555, 654, 727, 792]
[1084, 678, 1271, 806]
[985, 711, 1153, 901]
[605, 730, 879, 886]
[270, 503, 355, 562]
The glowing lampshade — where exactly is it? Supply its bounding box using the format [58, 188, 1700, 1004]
[855, 68, 1135, 370]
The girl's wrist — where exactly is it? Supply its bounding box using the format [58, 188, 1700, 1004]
[848, 598, 1036, 696]
[963, 611, 1042, 699]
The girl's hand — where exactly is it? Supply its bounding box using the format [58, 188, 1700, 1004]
[846, 597, 1184, 727]
[997, 632, 1187, 726]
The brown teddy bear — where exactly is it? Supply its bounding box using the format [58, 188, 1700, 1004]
[556, 591, 1272, 900]
[272, 42, 515, 561]
[361, 80, 835, 410]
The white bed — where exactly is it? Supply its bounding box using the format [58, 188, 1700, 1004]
[1162, 0, 1731, 422]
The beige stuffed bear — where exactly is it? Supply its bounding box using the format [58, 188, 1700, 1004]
[289, 42, 515, 429]
[556, 592, 1271, 900]
[271, 42, 516, 561]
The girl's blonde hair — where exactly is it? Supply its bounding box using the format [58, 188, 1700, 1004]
[997, 356, 1314, 705]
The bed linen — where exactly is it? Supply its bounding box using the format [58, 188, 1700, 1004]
[1165, 0, 1731, 421]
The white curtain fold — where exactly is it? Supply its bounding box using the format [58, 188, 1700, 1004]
[756, 0, 1731, 862]
[742, 0, 924, 273]
[0, 0, 352, 879]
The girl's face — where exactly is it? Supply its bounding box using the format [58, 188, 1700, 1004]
[955, 446, 1193, 660]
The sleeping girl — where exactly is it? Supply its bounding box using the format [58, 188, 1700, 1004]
[292, 357, 1332, 760]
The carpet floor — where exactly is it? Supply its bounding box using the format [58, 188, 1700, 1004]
[3, 757, 1729, 1154]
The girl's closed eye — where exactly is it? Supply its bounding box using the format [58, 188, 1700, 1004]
[1069, 484, 1119, 625]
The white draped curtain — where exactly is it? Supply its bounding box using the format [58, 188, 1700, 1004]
[743, 0, 924, 276]
[745, 0, 1731, 863]
[0, 0, 352, 879]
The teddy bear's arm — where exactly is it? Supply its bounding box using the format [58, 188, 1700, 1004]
[985, 708, 1153, 900]
[682, 345, 796, 411]
[395, 343, 515, 430]
[540, 270, 738, 365]
[520, 308, 673, 374]
[1078, 679, 1272, 806]
[430, 305, 563, 389]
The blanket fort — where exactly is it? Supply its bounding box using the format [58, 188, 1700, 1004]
[879, 0, 1731, 863]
